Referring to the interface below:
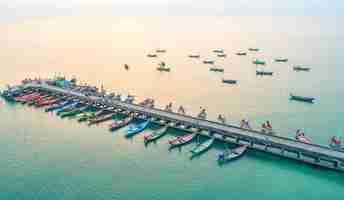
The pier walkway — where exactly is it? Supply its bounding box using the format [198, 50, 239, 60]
[25, 82, 344, 172]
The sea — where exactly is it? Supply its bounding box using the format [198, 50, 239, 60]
[0, 16, 343, 199]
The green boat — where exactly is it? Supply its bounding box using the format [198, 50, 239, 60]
[77, 112, 96, 122]
[190, 137, 215, 157]
[253, 59, 266, 65]
[144, 125, 169, 144]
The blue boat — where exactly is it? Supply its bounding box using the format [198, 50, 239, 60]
[126, 120, 150, 137]
[45, 100, 73, 112]
[55, 102, 79, 113]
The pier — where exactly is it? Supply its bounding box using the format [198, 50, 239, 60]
[15, 82, 344, 172]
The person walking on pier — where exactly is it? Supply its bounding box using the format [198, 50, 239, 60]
[217, 114, 226, 124]
[178, 106, 185, 114]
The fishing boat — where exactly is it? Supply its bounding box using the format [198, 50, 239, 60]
[236, 52, 247, 56]
[188, 54, 200, 58]
[293, 66, 310, 71]
[290, 94, 315, 103]
[222, 79, 237, 84]
[190, 137, 215, 157]
[274, 58, 288, 62]
[55, 102, 79, 114]
[88, 113, 114, 125]
[248, 48, 259, 51]
[126, 120, 150, 137]
[217, 54, 227, 58]
[144, 125, 169, 144]
[253, 59, 266, 65]
[109, 116, 133, 131]
[203, 60, 215, 64]
[78, 112, 96, 122]
[60, 106, 89, 118]
[45, 100, 72, 112]
[210, 67, 224, 72]
[256, 70, 273, 76]
[217, 145, 248, 163]
[156, 61, 170, 72]
[147, 53, 157, 58]
[213, 49, 224, 53]
[156, 49, 166, 53]
[168, 133, 196, 148]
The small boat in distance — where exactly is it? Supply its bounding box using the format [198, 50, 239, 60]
[253, 59, 266, 65]
[248, 48, 259, 51]
[189, 54, 200, 58]
[217, 145, 248, 163]
[124, 64, 129, 70]
[147, 53, 157, 58]
[290, 94, 315, 103]
[217, 54, 227, 58]
[222, 79, 237, 84]
[236, 52, 247, 56]
[213, 49, 224, 53]
[203, 60, 215, 64]
[210, 67, 224, 72]
[156, 61, 171, 72]
[144, 125, 169, 144]
[275, 58, 288, 62]
[168, 133, 196, 148]
[256, 70, 273, 76]
[293, 65, 310, 71]
[126, 120, 150, 137]
[156, 49, 166, 53]
[190, 137, 215, 157]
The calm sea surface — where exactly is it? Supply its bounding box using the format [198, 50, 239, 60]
[0, 16, 344, 199]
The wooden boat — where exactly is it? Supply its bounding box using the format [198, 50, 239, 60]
[45, 100, 72, 112]
[168, 133, 196, 148]
[147, 54, 157, 58]
[256, 70, 273, 76]
[55, 102, 79, 114]
[144, 125, 169, 143]
[293, 66, 310, 71]
[236, 52, 247, 56]
[275, 58, 288, 62]
[290, 94, 315, 103]
[109, 117, 133, 131]
[217, 145, 248, 163]
[88, 113, 114, 125]
[222, 79, 237, 84]
[126, 120, 150, 137]
[188, 54, 200, 58]
[203, 60, 215, 64]
[78, 112, 96, 122]
[248, 48, 259, 51]
[217, 54, 227, 58]
[210, 67, 224, 72]
[190, 137, 215, 157]
[253, 59, 266, 65]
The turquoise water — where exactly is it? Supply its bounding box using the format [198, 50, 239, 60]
[1, 16, 344, 199]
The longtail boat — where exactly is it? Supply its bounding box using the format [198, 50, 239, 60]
[210, 67, 224, 72]
[190, 137, 215, 157]
[222, 79, 237, 84]
[213, 49, 224, 53]
[88, 113, 114, 126]
[217, 54, 227, 58]
[77, 112, 96, 122]
[274, 58, 288, 62]
[109, 116, 133, 131]
[144, 125, 169, 144]
[203, 60, 215, 64]
[256, 70, 273, 76]
[125, 120, 150, 137]
[248, 48, 259, 51]
[45, 100, 73, 112]
[60, 106, 89, 118]
[290, 94, 315, 103]
[236, 52, 247, 56]
[293, 66, 310, 71]
[253, 59, 266, 65]
[217, 145, 248, 163]
[168, 133, 196, 148]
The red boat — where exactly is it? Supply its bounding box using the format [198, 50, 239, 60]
[109, 117, 133, 131]
[168, 133, 196, 147]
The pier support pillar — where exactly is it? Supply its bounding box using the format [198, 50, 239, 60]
[281, 148, 285, 155]
[334, 161, 339, 168]
[235, 138, 239, 143]
[296, 152, 301, 158]
[314, 157, 320, 163]
[250, 141, 254, 147]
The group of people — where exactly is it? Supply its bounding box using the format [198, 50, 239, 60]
[164, 102, 173, 112]
[330, 136, 343, 150]
[197, 108, 207, 119]
[217, 114, 226, 124]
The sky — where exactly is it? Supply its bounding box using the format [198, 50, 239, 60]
[1, 0, 343, 20]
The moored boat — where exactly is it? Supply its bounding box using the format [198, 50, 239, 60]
[109, 116, 133, 131]
[156, 49, 166, 53]
[203, 60, 215, 64]
[156, 61, 170, 72]
[236, 52, 247, 56]
[213, 49, 224, 53]
[147, 53, 157, 58]
[144, 125, 169, 144]
[168, 133, 196, 148]
[290, 94, 315, 103]
[45, 100, 73, 112]
[190, 137, 215, 157]
[253, 59, 266, 65]
[217, 54, 227, 58]
[126, 120, 150, 137]
[88, 113, 115, 125]
[248, 48, 259, 51]
[188, 54, 200, 58]
[274, 58, 288, 62]
[217, 145, 248, 163]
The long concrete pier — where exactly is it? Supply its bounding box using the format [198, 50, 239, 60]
[25, 82, 344, 172]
